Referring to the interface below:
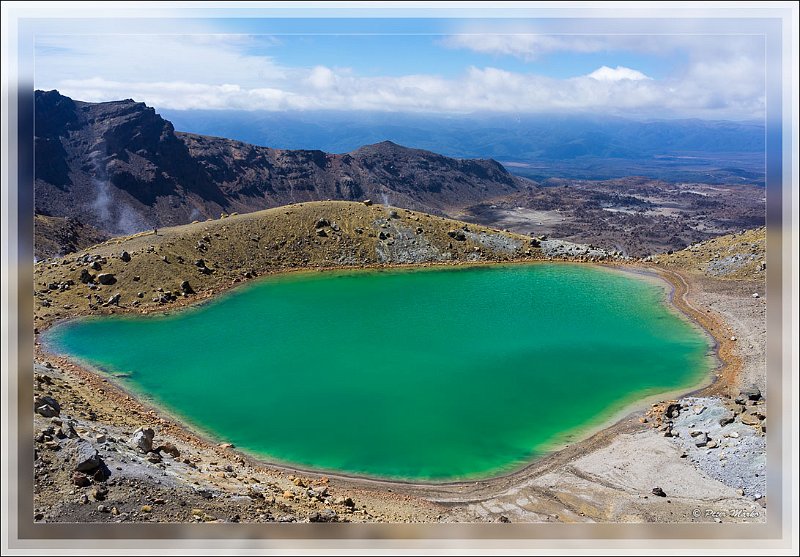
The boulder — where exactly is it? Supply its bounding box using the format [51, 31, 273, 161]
[448, 229, 466, 241]
[180, 280, 194, 294]
[72, 440, 101, 472]
[120, 251, 131, 262]
[362, 199, 373, 206]
[130, 427, 155, 453]
[315, 218, 330, 229]
[652, 487, 667, 497]
[34, 395, 60, 417]
[90, 261, 102, 271]
[308, 509, 337, 522]
[156, 442, 180, 458]
[388, 210, 399, 219]
[740, 413, 761, 426]
[79, 269, 94, 284]
[97, 273, 116, 285]
[106, 293, 121, 306]
[665, 402, 681, 419]
[740, 386, 761, 401]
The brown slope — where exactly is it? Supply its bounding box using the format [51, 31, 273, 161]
[652, 226, 766, 280]
[33, 201, 539, 328]
[34, 214, 109, 261]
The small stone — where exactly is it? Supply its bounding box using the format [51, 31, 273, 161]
[694, 433, 709, 447]
[72, 471, 91, 487]
[719, 416, 735, 427]
[752, 292, 760, 298]
[652, 487, 667, 497]
[736, 488, 745, 496]
[219, 442, 234, 449]
[730, 336, 737, 341]
[706, 441, 717, 449]
[92, 486, 108, 501]
[111, 507, 120, 516]
[141, 505, 152, 513]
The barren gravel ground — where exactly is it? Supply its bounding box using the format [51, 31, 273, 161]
[31, 209, 766, 524]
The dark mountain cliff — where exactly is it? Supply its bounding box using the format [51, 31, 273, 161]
[34, 90, 521, 249]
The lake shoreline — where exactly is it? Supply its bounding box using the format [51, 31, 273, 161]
[34, 260, 737, 490]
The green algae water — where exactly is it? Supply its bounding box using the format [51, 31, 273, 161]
[45, 264, 712, 481]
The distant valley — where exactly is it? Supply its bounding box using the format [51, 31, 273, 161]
[162, 109, 766, 185]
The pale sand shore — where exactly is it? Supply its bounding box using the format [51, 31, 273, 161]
[33, 262, 766, 523]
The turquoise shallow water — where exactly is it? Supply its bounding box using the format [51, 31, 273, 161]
[44, 264, 712, 481]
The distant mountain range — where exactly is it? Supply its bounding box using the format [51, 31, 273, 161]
[160, 109, 766, 184]
[34, 90, 521, 243]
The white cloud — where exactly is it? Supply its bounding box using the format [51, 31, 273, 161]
[35, 35, 289, 88]
[587, 66, 651, 81]
[35, 33, 765, 119]
[441, 35, 611, 60]
[50, 64, 763, 119]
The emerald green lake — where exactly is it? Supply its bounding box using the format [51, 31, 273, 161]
[44, 264, 711, 481]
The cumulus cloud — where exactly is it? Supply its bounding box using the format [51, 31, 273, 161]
[35, 33, 766, 119]
[50, 64, 761, 119]
[587, 66, 652, 81]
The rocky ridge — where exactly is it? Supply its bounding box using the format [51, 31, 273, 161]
[34, 90, 521, 244]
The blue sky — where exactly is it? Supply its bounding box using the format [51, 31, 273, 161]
[32, 16, 765, 120]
